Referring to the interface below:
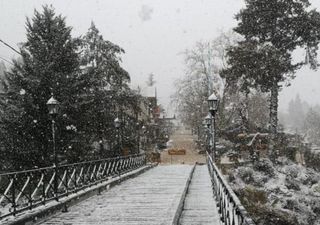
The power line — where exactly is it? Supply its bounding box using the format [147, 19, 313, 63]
[0, 38, 21, 56]
[0, 56, 14, 66]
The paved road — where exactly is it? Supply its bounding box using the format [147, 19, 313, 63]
[161, 129, 206, 165]
[38, 165, 193, 225]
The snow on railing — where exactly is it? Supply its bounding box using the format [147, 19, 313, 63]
[0, 154, 146, 220]
[207, 153, 256, 225]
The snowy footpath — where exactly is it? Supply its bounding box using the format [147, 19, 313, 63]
[179, 165, 221, 225]
[36, 165, 196, 225]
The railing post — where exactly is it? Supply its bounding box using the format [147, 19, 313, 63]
[74, 167, 78, 188]
[65, 167, 69, 195]
[54, 165, 58, 201]
[206, 153, 256, 225]
[11, 174, 16, 216]
[42, 171, 46, 204]
[28, 172, 33, 210]
[0, 153, 146, 220]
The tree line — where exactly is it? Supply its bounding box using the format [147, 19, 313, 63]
[173, 0, 320, 152]
[0, 6, 146, 171]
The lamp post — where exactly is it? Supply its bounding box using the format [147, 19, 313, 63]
[142, 125, 146, 152]
[114, 117, 121, 156]
[207, 93, 219, 160]
[99, 139, 103, 157]
[204, 113, 212, 157]
[136, 122, 140, 154]
[46, 95, 60, 198]
[46, 96, 60, 166]
[204, 114, 212, 128]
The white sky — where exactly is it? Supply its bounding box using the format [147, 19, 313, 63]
[1, 0, 320, 114]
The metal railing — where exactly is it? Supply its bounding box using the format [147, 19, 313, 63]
[207, 153, 255, 225]
[0, 153, 146, 219]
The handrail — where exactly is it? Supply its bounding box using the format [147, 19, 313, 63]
[0, 153, 146, 220]
[206, 153, 255, 225]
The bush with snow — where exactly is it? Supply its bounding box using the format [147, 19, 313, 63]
[227, 157, 320, 225]
[253, 158, 275, 177]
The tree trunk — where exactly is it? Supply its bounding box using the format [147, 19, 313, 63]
[269, 82, 278, 134]
[268, 82, 279, 158]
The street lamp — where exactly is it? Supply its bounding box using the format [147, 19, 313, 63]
[207, 93, 219, 161]
[114, 117, 121, 129]
[46, 96, 60, 167]
[99, 139, 103, 157]
[142, 125, 147, 151]
[46, 95, 60, 199]
[204, 114, 212, 128]
[208, 93, 219, 117]
[136, 122, 140, 154]
[142, 125, 146, 133]
[204, 113, 213, 156]
[114, 117, 121, 156]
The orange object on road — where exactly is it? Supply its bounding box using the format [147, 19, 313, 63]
[168, 149, 186, 155]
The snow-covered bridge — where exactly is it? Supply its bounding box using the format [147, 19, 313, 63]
[1, 157, 254, 225]
[36, 164, 220, 225]
[1, 129, 255, 225]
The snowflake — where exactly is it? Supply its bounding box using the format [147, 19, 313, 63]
[20, 89, 26, 95]
[66, 125, 77, 131]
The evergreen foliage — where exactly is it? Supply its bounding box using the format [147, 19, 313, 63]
[222, 0, 320, 134]
[0, 6, 80, 169]
[304, 108, 320, 145]
[0, 7, 142, 170]
[75, 22, 130, 158]
[77, 22, 142, 157]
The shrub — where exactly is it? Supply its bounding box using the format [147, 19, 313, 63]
[285, 177, 300, 191]
[238, 167, 255, 184]
[236, 186, 268, 206]
[285, 165, 299, 178]
[250, 205, 298, 225]
[253, 158, 275, 177]
[236, 187, 298, 225]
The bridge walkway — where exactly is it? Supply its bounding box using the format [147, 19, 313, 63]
[179, 164, 221, 225]
[35, 128, 222, 225]
[37, 165, 198, 225]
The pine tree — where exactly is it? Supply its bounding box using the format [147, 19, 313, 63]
[78, 23, 133, 157]
[287, 94, 309, 132]
[0, 6, 80, 169]
[0, 61, 7, 93]
[304, 108, 320, 145]
[222, 0, 320, 134]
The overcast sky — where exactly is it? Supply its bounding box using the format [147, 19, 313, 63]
[1, 0, 320, 114]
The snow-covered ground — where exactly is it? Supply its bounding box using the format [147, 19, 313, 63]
[311, 144, 320, 154]
[227, 157, 320, 225]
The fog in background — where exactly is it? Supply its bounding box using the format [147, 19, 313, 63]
[1, 0, 320, 115]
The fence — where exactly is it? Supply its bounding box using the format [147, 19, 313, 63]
[0, 154, 146, 219]
[207, 153, 255, 225]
